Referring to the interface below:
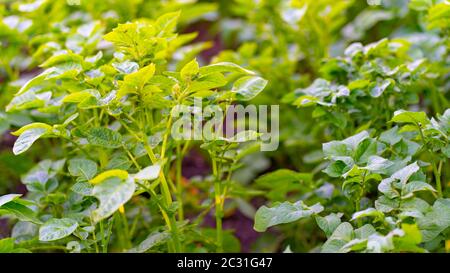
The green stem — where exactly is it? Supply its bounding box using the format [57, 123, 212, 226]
[212, 156, 223, 253]
[417, 124, 443, 197]
[99, 220, 107, 253]
[176, 144, 184, 222]
[137, 181, 180, 252]
[432, 161, 443, 198]
[91, 218, 99, 253]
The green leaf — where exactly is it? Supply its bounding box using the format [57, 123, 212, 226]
[323, 141, 351, 157]
[362, 156, 393, 173]
[90, 169, 129, 184]
[112, 60, 139, 74]
[155, 11, 180, 36]
[0, 238, 14, 253]
[316, 213, 343, 237]
[226, 130, 259, 142]
[255, 169, 313, 201]
[0, 201, 41, 224]
[354, 138, 378, 164]
[256, 169, 312, 186]
[322, 132, 370, 159]
[402, 181, 436, 198]
[427, 3, 450, 29]
[418, 198, 450, 242]
[379, 126, 402, 145]
[390, 162, 420, 185]
[118, 64, 155, 97]
[132, 165, 161, 181]
[0, 194, 22, 207]
[390, 110, 430, 126]
[0, 238, 31, 253]
[86, 127, 123, 148]
[342, 131, 370, 150]
[400, 198, 431, 217]
[11, 122, 53, 136]
[378, 178, 399, 199]
[351, 208, 384, 221]
[14, 73, 46, 96]
[232, 76, 268, 101]
[91, 177, 135, 222]
[63, 89, 99, 104]
[68, 158, 97, 180]
[321, 222, 354, 253]
[393, 224, 424, 252]
[409, 0, 433, 11]
[370, 79, 392, 97]
[323, 157, 353, 178]
[254, 201, 323, 232]
[13, 128, 48, 155]
[187, 72, 227, 92]
[375, 196, 400, 213]
[128, 230, 170, 253]
[39, 218, 78, 242]
[180, 58, 199, 81]
[354, 224, 377, 240]
[71, 182, 93, 196]
[199, 62, 255, 76]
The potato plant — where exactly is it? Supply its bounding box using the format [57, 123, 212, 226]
[0, 11, 267, 253]
[0, 0, 449, 254]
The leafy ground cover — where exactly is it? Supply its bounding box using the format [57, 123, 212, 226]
[0, 0, 449, 253]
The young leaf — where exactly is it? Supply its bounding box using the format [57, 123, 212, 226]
[39, 218, 78, 242]
[321, 222, 354, 253]
[89, 169, 129, 185]
[0, 238, 30, 253]
[13, 128, 48, 155]
[390, 162, 420, 185]
[417, 198, 450, 242]
[232, 76, 268, 101]
[362, 156, 393, 173]
[132, 165, 161, 181]
[11, 122, 53, 136]
[0, 201, 41, 224]
[86, 127, 123, 148]
[118, 64, 156, 97]
[198, 62, 255, 76]
[390, 110, 430, 126]
[0, 194, 22, 207]
[155, 11, 180, 36]
[180, 58, 199, 81]
[254, 201, 323, 232]
[91, 177, 135, 222]
[316, 213, 343, 237]
[68, 158, 98, 180]
[187, 72, 227, 92]
[128, 230, 170, 253]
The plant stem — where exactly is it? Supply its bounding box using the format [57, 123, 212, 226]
[99, 220, 107, 253]
[175, 144, 184, 222]
[432, 160, 443, 198]
[91, 218, 99, 253]
[137, 181, 181, 252]
[417, 124, 443, 197]
[212, 155, 224, 252]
